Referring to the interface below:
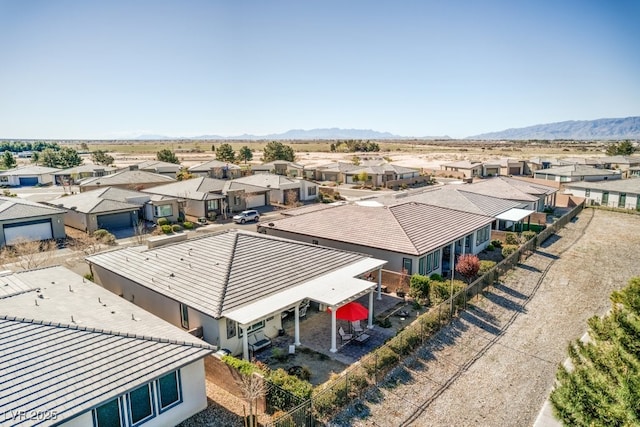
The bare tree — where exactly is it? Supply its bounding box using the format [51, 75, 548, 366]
[0, 239, 58, 271]
[239, 373, 266, 427]
[69, 233, 104, 255]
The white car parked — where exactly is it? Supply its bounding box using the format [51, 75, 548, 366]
[233, 210, 260, 224]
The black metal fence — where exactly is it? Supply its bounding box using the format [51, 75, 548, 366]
[266, 201, 585, 426]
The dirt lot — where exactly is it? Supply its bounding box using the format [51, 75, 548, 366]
[333, 209, 640, 426]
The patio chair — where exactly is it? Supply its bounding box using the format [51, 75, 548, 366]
[351, 320, 364, 334]
[338, 327, 353, 343]
[248, 331, 272, 352]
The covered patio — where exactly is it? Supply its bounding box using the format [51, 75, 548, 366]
[496, 207, 535, 231]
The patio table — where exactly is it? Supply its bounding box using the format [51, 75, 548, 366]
[354, 333, 370, 344]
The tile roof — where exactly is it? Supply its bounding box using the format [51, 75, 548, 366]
[48, 187, 148, 214]
[52, 164, 118, 175]
[189, 159, 241, 172]
[79, 169, 175, 187]
[233, 174, 309, 190]
[565, 178, 640, 193]
[252, 160, 305, 170]
[135, 160, 183, 171]
[0, 196, 66, 221]
[441, 160, 483, 169]
[534, 164, 620, 177]
[458, 177, 541, 202]
[143, 177, 266, 201]
[499, 176, 558, 195]
[261, 202, 493, 255]
[0, 266, 212, 426]
[86, 230, 370, 319]
[0, 165, 61, 176]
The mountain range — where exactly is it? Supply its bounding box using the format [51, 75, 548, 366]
[467, 116, 640, 140]
[133, 117, 640, 141]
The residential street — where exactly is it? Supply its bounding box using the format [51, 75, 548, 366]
[334, 209, 640, 426]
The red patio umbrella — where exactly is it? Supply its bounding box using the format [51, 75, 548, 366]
[328, 301, 369, 322]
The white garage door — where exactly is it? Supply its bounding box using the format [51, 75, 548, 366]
[245, 194, 266, 208]
[4, 220, 53, 245]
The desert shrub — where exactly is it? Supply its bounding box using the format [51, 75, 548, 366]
[161, 224, 172, 234]
[268, 368, 313, 399]
[221, 355, 265, 376]
[429, 273, 444, 282]
[505, 232, 519, 245]
[182, 221, 194, 229]
[83, 273, 94, 281]
[376, 317, 392, 328]
[501, 244, 518, 257]
[409, 274, 431, 304]
[157, 217, 169, 226]
[388, 328, 421, 355]
[491, 239, 502, 248]
[486, 244, 495, 251]
[93, 229, 116, 245]
[479, 260, 497, 275]
[93, 229, 109, 239]
[171, 224, 182, 232]
[522, 230, 536, 241]
[430, 279, 465, 304]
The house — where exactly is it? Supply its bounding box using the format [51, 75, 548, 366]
[86, 230, 387, 356]
[251, 160, 306, 178]
[79, 165, 176, 192]
[0, 265, 213, 427]
[342, 164, 421, 187]
[313, 162, 359, 182]
[143, 177, 270, 220]
[533, 164, 621, 183]
[0, 196, 66, 246]
[233, 174, 318, 205]
[525, 157, 563, 175]
[134, 160, 183, 177]
[600, 156, 640, 178]
[440, 160, 484, 178]
[188, 160, 242, 179]
[52, 164, 118, 185]
[629, 166, 640, 178]
[49, 187, 179, 233]
[258, 201, 494, 275]
[459, 176, 558, 211]
[0, 165, 61, 187]
[564, 178, 640, 209]
[481, 158, 525, 177]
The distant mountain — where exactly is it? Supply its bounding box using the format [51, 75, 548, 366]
[132, 128, 444, 140]
[467, 116, 640, 140]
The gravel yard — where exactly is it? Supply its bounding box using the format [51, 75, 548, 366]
[333, 209, 640, 426]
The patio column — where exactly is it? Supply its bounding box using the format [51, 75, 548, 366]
[294, 304, 301, 346]
[462, 236, 466, 255]
[330, 306, 337, 353]
[450, 242, 456, 316]
[368, 290, 374, 329]
[241, 326, 249, 360]
[377, 267, 382, 301]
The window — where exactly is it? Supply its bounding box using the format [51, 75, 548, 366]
[602, 192, 609, 205]
[226, 319, 237, 339]
[158, 371, 181, 412]
[585, 189, 591, 197]
[94, 399, 122, 427]
[432, 250, 440, 270]
[476, 226, 490, 245]
[426, 253, 432, 273]
[233, 196, 241, 205]
[418, 257, 426, 275]
[154, 204, 173, 217]
[206, 199, 219, 211]
[128, 384, 154, 425]
[239, 320, 265, 337]
[308, 186, 317, 197]
[402, 258, 412, 275]
[179, 304, 189, 329]
[619, 193, 626, 208]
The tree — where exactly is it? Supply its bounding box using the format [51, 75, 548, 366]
[176, 167, 194, 181]
[0, 239, 58, 271]
[1, 151, 16, 169]
[455, 254, 480, 284]
[57, 147, 83, 168]
[79, 142, 89, 151]
[156, 149, 179, 164]
[262, 141, 295, 162]
[91, 150, 115, 166]
[550, 277, 640, 426]
[409, 274, 431, 305]
[216, 143, 236, 163]
[355, 170, 368, 187]
[40, 148, 60, 168]
[606, 140, 636, 156]
[31, 151, 40, 165]
[238, 145, 253, 164]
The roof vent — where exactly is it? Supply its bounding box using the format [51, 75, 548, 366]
[169, 273, 175, 277]
[68, 285, 74, 292]
[131, 314, 140, 321]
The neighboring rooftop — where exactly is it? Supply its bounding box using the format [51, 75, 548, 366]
[234, 174, 309, 189]
[565, 177, 640, 193]
[143, 177, 267, 200]
[135, 160, 183, 171]
[48, 187, 158, 214]
[79, 169, 176, 187]
[534, 164, 621, 177]
[0, 196, 66, 221]
[0, 165, 61, 176]
[51, 164, 118, 175]
[188, 159, 242, 172]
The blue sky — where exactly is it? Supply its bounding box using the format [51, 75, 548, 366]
[1, 0, 638, 139]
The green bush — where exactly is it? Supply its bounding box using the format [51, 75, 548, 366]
[479, 260, 497, 275]
[522, 230, 536, 241]
[221, 355, 265, 376]
[429, 273, 444, 282]
[430, 279, 466, 304]
[93, 229, 116, 245]
[93, 229, 109, 239]
[83, 273, 94, 281]
[388, 328, 421, 356]
[502, 244, 518, 257]
[161, 224, 172, 234]
[182, 221, 194, 229]
[171, 224, 182, 232]
[486, 244, 495, 251]
[376, 317, 392, 328]
[268, 368, 313, 399]
[505, 232, 519, 245]
[409, 274, 431, 304]
[157, 217, 169, 226]
[491, 239, 502, 248]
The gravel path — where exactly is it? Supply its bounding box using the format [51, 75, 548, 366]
[334, 209, 640, 427]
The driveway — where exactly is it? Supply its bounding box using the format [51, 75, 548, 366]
[334, 209, 640, 426]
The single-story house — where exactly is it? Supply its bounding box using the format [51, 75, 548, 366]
[233, 174, 318, 205]
[459, 176, 557, 211]
[564, 178, 640, 210]
[0, 265, 213, 427]
[79, 165, 176, 192]
[188, 160, 242, 179]
[87, 230, 387, 356]
[134, 160, 183, 177]
[0, 165, 61, 187]
[441, 160, 484, 178]
[52, 164, 118, 185]
[313, 162, 360, 182]
[533, 164, 621, 183]
[629, 166, 640, 178]
[50, 187, 179, 233]
[481, 158, 525, 177]
[259, 200, 494, 275]
[0, 196, 66, 246]
[525, 157, 563, 175]
[600, 155, 640, 178]
[342, 164, 421, 186]
[143, 177, 270, 220]
[251, 160, 307, 178]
